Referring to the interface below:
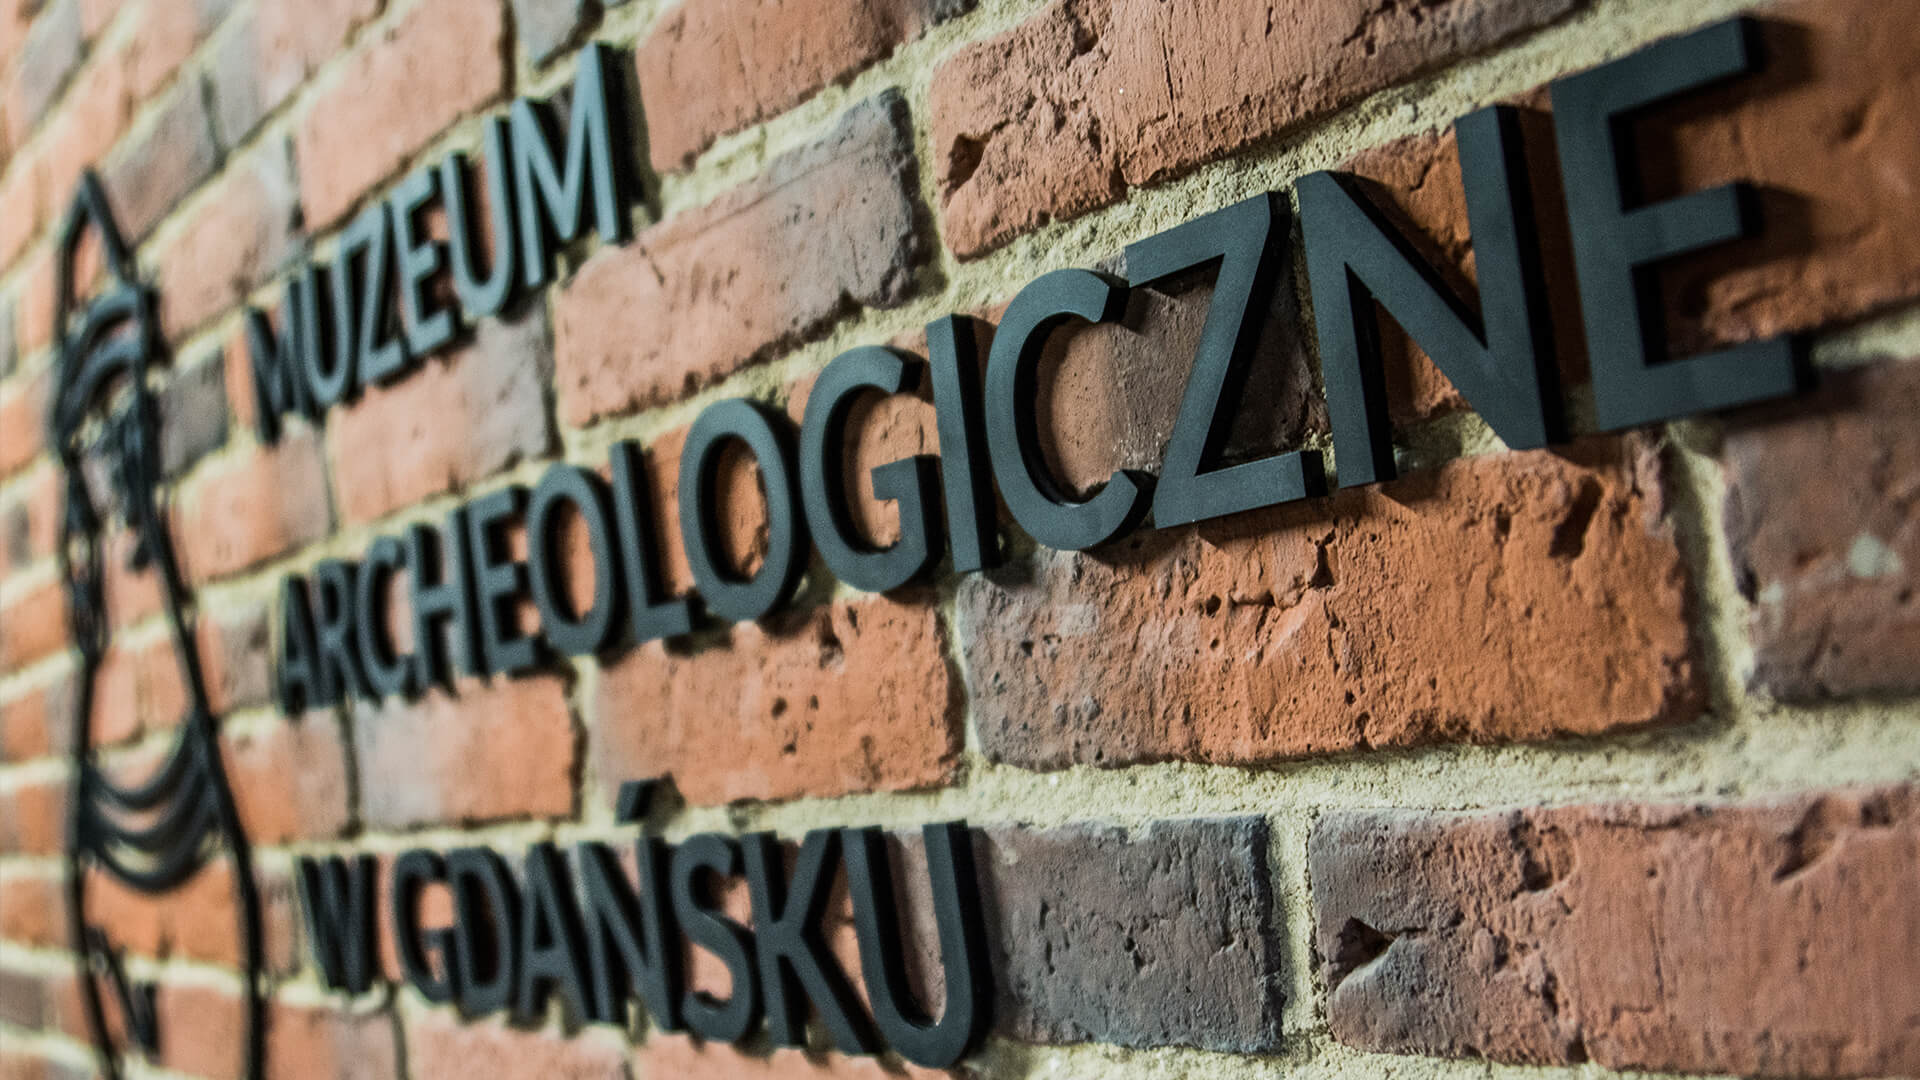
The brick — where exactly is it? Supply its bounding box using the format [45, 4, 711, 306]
[156, 142, 303, 341]
[636, 1040, 947, 1079]
[325, 308, 555, 526]
[959, 437, 1698, 771]
[266, 1000, 402, 1080]
[0, 151, 44, 274]
[1, 463, 60, 573]
[77, 0, 121, 38]
[970, 817, 1284, 1050]
[223, 713, 353, 843]
[155, 352, 230, 477]
[0, 367, 45, 478]
[293, 0, 508, 230]
[350, 675, 575, 830]
[152, 980, 248, 1080]
[1724, 360, 1920, 700]
[510, 0, 590, 68]
[206, 0, 383, 150]
[0, 293, 14, 376]
[931, 0, 1580, 256]
[637, 0, 966, 172]
[101, 527, 164, 627]
[554, 90, 922, 426]
[0, 668, 71, 760]
[0, 965, 49, 1029]
[101, 75, 220, 244]
[199, 599, 274, 714]
[405, 1010, 626, 1080]
[0, 574, 68, 670]
[15, 245, 54, 358]
[594, 596, 960, 805]
[124, 0, 233, 100]
[39, 36, 133, 213]
[84, 861, 302, 975]
[175, 428, 333, 581]
[6, 0, 83, 136]
[1312, 782, 1920, 1076]
[0, 774, 63, 855]
[87, 629, 195, 747]
[0, 865, 60, 947]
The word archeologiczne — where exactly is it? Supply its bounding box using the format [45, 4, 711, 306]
[268, 15, 1803, 717]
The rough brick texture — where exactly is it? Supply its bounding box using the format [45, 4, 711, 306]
[326, 309, 555, 525]
[294, 0, 510, 229]
[156, 143, 303, 340]
[637, 0, 966, 171]
[1312, 783, 1920, 1077]
[350, 676, 576, 830]
[0, 575, 68, 671]
[554, 90, 923, 426]
[223, 713, 354, 843]
[1725, 360, 1920, 701]
[0, 670, 71, 761]
[960, 438, 1697, 769]
[101, 76, 220, 244]
[83, 861, 301, 974]
[594, 596, 960, 805]
[406, 1012, 627, 1080]
[175, 429, 334, 581]
[930, 0, 1582, 256]
[208, 0, 384, 148]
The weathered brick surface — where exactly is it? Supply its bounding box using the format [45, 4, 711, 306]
[930, 0, 1581, 256]
[6, 0, 83, 136]
[175, 429, 333, 581]
[0, 575, 68, 670]
[199, 599, 275, 714]
[0, 965, 50, 1029]
[636, 1040, 947, 1079]
[511, 0, 593, 67]
[593, 597, 960, 805]
[15, 246, 56, 358]
[156, 142, 303, 340]
[637, 0, 965, 172]
[294, 0, 509, 229]
[1312, 783, 1920, 1076]
[152, 980, 249, 1080]
[124, 0, 231, 99]
[0, 865, 60, 947]
[101, 76, 221, 244]
[223, 713, 353, 843]
[1725, 360, 1920, 701]
[0, 368, 46, 478]
[267, 1000, 403, 1080]
[157, 352, 230, 477]
[83, 861, 301, 974]
[959, 438, 1697, 770]
[208, 0, 383, 149]
[326, 309, 555, 525]
[0, 149, 44, 273]
[39, 36, 132, 216]
[0, 668, 71, 761]
[554, 90, 922, 426]
[406, 1011, 627, 1080]
[974, 818, 1282, 1050]
[350, 676, 575, 830]
[0, 463, 59, 574]
[0, 774, 63, 855]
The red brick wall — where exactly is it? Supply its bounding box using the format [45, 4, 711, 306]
[1, 0, 1918, 1077]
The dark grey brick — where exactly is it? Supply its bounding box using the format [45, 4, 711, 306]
[8, 0, 84, 135]
[158, 354, 228, 476]
[103, 77, 221, 242]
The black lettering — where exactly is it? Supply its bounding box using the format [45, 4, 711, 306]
[1129, 192, 1326, 520]
[608, 441, 691, 644]
[443, 116, 520, 319]
[677, 400, 809, 624]
[353, 535, 414, 699]
[392, 849, 460, 1005]
[743, 830, 874, 1053]
[276, 574, 327, 713]
[1299, 106, 1558, 488]
[465, 486, 544, 676]
[526, 463, 621, 657]
[295, 855, 378, 995]
[984, 269, 1151, 550]
[407, 509, 480, 690]
[1552, 16, 1801, 430]
[448, 847, 521, 1018]
[391, 166, 457, 358]
[514, 842, 594, 1025]
[925, 315, 1000, 572]
[512, 43, 632, 291]
[577, 839, 681, 1031]
[669, 834, 759, 1044]
[312, 559, 370, 701]
[843, 823, 990, 1069]
[799, 346, 940, 594]
[243, 267, 322, 443]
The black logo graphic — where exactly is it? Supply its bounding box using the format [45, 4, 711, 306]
[53, 173, 265, 1080]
